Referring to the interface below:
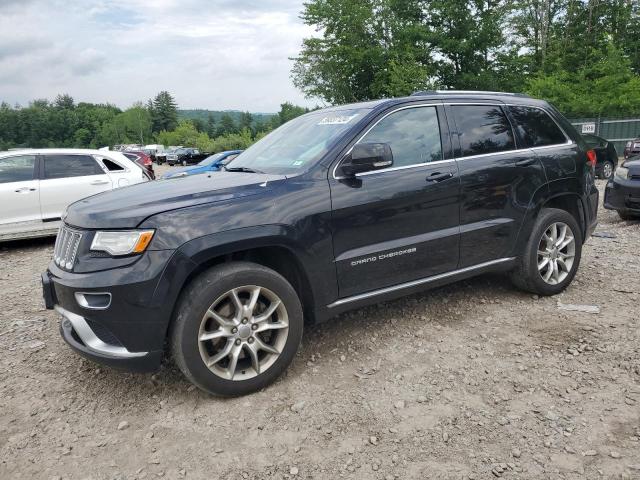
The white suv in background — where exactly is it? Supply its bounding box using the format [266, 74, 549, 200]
[0, 149, 149, 241]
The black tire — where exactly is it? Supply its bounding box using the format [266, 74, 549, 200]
[510, 208, 582, 296]
[599, 160, 614, 179]
[618, 210, 638, 221]
[170, 261, 303, 396]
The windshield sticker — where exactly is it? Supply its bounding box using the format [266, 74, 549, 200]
[317, 114, 358, 125]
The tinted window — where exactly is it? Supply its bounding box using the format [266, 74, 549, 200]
[103, 159, 124, 171]
[0, 155, 36, 184]
[452, 105, 515, 157]
[509, 106, 567, 148]
[360, 107, 442, 167]
[44, 154, 102, 179]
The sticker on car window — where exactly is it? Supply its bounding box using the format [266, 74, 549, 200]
[317, 114, 358, 125]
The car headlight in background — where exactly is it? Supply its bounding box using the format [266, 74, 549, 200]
[90, 230, 154, 256]
[615, 166, 629, 180]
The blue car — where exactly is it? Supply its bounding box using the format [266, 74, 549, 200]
[161, 150, 243, 179]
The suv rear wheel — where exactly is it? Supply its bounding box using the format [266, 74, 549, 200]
[170, 262, 303, 396]
[511, 208, 582, 296]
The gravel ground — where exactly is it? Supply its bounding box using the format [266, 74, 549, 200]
[1, 178, 639, 480]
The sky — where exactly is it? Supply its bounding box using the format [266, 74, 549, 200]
[0, 0, 319, 112]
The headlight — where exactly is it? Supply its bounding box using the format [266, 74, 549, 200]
[90, 230, 155, 256]
[615, 166, 629, 180]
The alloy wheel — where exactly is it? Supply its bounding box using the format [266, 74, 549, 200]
[537, 222, 576, 285]
[198, 285, 289, 381]
[603, 162, 613, 178]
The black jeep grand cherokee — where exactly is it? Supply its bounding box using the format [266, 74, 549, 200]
[42, 91, 599, 396]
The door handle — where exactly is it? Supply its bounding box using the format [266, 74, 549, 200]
[516, 158, 537, 167]
[90, 180, 110, 185]
[15, 187, 36, 193]
[426, 172, 453, 182]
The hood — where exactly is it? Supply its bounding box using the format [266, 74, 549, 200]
[163, 165, 206, 178]
[623, 157, 640, 175]
[65, 171, 285, 229]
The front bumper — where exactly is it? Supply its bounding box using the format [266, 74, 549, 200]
[42, 249, 182, 372]
[604, 177, 640, 214]
[57, 305, 162, 372]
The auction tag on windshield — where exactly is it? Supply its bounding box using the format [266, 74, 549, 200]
[317, 114, 358, 125]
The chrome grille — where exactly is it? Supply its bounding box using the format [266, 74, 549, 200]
[53, 225, 82, 271]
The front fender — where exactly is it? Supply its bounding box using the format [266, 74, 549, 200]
[150, 224, 337, 328]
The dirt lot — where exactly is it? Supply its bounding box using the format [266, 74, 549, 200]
[1, 179, 639, 480]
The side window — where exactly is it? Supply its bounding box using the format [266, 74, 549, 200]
[452, 105, 515, 157]
[43, 155, 102, 179]
[508, 106, 567, 148]
[0, 155, 36, 184]
[359, 106, 442, 167]
[102, 159, 124, 171]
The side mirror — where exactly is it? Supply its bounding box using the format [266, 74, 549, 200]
[340, 143, 393, 177]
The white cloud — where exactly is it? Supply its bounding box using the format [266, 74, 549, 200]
[0, 0, 318, 112]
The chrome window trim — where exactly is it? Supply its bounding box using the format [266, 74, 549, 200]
[327, 257, 515, 308]
[332, 102, 575, 179]
[332, 102, 443, 180]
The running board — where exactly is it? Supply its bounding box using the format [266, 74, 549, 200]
[327, 257, 515, 308]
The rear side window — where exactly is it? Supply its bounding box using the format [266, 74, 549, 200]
[508, 106, 567, 148]
[102, 159, 125, 171]
[360, 106, 443, 167]
[0, 155, 36, 184]
[452, 105, 515, 157]
[43, 154, 102, 179]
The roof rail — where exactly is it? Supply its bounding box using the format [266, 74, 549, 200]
[411, 90, 530, 98]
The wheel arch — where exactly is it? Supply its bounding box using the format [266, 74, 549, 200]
[158, 225, 326, 328]
[513, 189, 587, 258]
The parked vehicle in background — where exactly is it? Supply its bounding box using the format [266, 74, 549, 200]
[42, 91, 598, 396]
[582, 133, 618, 178]
[123, 151, 156, 180]
[155, 146, 181, 165]
[142, 144, 165, 162]
[0, 149, 148, 241]
[166, 148, 209, 166]
[161, 150, 242, 179]
[604, 155, 640, 220]
[623, 137, 640, 159]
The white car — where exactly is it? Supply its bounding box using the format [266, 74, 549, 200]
[0, 149, 149, 241]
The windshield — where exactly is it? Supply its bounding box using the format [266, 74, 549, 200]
[199, 153, 224, 166]
[228, 109, 368, 175]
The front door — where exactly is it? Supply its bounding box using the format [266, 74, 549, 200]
[0, 154, 41, 238]
[329, 105, 461, 297]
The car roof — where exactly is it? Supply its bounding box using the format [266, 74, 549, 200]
[0, 148, 118, 157]
[313, 90, 549, 116]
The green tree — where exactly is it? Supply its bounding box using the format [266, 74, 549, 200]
[216, 113, 237, 136]
[292, 0, 431, 103]
[526, 43, 640, 117]
[150, 91, 178, 133]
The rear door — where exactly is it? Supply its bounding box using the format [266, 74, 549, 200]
[329, 104, 460, 297]
[39, 153, 113, 222]
[0, 154, 41, 237]
[448, 103, 547, 267]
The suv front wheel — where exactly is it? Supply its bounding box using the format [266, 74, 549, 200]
[170, 262, 303, 396]
[511, 208, 583, 296]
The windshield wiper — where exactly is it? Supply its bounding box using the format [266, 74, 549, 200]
[224, 166, 265, 174]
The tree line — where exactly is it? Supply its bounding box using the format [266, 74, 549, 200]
[0, 91, 309, 152]
[292, 0, 640, 117]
